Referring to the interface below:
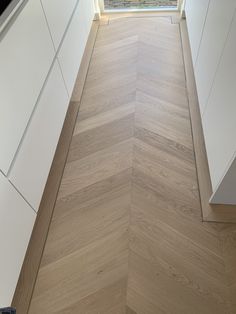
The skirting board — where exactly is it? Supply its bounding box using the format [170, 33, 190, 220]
[11, 20, 99, 314]
[180, 20, 236, 223]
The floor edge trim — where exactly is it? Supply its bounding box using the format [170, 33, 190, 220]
[180, 20, 236, 223]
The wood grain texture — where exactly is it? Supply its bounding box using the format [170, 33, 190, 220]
[28, 14, 236, 314]
[11, 100, 78, 314]
[180, 20, 236, 223]
[126, 306, 137, 314]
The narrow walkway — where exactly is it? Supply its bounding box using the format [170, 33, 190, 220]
[29, 16, 235, 314]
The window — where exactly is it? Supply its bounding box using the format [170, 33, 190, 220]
[104, 0, 178, 10]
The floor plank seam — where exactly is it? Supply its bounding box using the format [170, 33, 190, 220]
[28, 15, 236, 314]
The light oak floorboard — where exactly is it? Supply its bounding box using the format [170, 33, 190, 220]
[28, 15, 236, 314]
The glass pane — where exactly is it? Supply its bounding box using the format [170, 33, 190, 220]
[104, 0, 178, 10]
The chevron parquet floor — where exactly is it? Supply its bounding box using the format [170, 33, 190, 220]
[28, 16, 236, 314]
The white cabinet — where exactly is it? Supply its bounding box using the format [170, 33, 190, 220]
[5, 0, 95, 211]
[195, 0, 236, 115]
[210, 158, 236, 205]
[186, 0, 236, 204]
[202, 12, 236, 192]
[41, 0, 78, 50]
[0, 172, 36, 307]
[0, 0, 95, 305]
[9, 61, 69, 211]
[185, 0, 209, 66]
[0, 0, 55, 175]
[58, 0, 94, 97]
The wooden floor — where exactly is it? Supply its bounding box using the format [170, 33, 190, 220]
[28, 15, 236, 314]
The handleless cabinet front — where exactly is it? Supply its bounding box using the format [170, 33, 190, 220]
[185, 0, 209, 66]
[41, 0, 78, 50]
[58, 0, 94, 97]
[0, 172, 36, 307]
[0, 0, 55, 175]
[9, 61, 69, 211]
[195, 0, 236, 115]
[202, 13, 236, 192]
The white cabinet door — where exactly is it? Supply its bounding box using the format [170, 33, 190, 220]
[0, 0, 55, 175]
[58, 0, 94, 97]
[9, 61, 69, 211]
[185, 0, 209, 66]
[0, 173, 36, 307]
[195, 0, 236, 115]
[41, 0, 78, 50]
[210, 158, 236, 205]
[202, 12, 236, 191]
